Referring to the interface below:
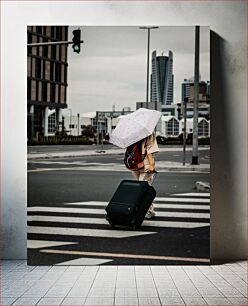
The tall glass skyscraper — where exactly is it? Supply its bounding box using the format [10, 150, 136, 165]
[150, 50, 174, 105]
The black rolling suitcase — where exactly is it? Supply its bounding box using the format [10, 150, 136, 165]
[105, 177, 156, 230]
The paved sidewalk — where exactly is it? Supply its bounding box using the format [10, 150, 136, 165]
[1, 260, 246, 305]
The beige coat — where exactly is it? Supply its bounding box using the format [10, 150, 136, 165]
[141, 133, 159, 171]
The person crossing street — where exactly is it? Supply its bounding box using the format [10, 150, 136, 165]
[130, 132, 159, 219]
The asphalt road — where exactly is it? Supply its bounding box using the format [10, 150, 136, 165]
[28, 169, 209, 205]
[28, 144, 210, 165]
[27, 154, 210, 266]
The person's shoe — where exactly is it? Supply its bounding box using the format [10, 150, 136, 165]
[145, 211, 156, 219]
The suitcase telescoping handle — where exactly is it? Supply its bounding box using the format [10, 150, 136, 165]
[143, 170, 158, 186]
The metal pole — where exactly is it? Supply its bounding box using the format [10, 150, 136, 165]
[101, 129, 104, 151]
[139, 26, 159, 109]
[77, 113, 80, 136]
[183, 98, 188, 165]
[96, 112, 99, 147]
[27, 40, 84, 47]
[146, 28, 150, 108]
[192, 26, 200, 165]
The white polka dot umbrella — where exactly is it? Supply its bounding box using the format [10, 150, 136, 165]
[109, 108, 162, 148]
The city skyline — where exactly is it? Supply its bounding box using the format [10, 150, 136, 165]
[67, 26, 210, 115]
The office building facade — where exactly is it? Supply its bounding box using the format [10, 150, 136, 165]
[181, 78, 210, 103]
[150, 50, 174, 105]
[27, 26, 69, 141]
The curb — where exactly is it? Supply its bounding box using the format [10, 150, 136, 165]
[27, 151, 124, 160]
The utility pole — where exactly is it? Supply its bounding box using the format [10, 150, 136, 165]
[183, 97, 188, 165]
[77, 113, 80, 136]
[192, 25, 200, 165]
[139, 26, 159, 109]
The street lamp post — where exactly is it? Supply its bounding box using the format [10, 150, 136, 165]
[183, 98, 188, 166]
[192, 25, 200, 165]
[77, 113, 80, 136]
[139, 26, 159, 109]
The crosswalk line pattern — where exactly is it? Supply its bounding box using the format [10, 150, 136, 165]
[55, 257, 113, 265]
[27, 226, 156, 239]
[28, 206, 209, 219]
[173, 192, 210, 197]
[27, 240, 78, 249]
[67, 201, 209, 210]
[27, 215, 208, 229]
[154, 197, 209, 203]
[27, 192, 210, 263]
[27, 193, 210, 238]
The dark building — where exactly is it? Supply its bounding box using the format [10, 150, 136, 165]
[150, 50, 174, 106]
[27, 26, 69, 141]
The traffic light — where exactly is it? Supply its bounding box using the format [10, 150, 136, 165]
[72, 29, 81, 53]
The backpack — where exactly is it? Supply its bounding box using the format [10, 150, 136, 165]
[124, 139, 146, 170]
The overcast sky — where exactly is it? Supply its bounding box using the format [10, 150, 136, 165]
[66, 26, 209, 116]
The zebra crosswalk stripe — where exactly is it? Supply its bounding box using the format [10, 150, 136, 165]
[67, 201, 209, 210]
[173, 192, 210, 197]
[27, 215, 209, 229]
[27, 206, 209, 219]
[154, 197, 210, 203]
[27, 226, 156, 238]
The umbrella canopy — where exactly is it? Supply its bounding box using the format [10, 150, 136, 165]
[109, 108, 162, 148]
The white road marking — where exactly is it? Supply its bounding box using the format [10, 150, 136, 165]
[173, 192, 210, 197]
[27, 226, 156, 238]
[55, 258, 113, 265]
[28, 215, 209, 229]
[67, 201, 209, 210]
[154, 197, 210, 203]
[30, 160, 87, 165]
[27, 240, 78, 249]
[41, 249, 210, 263]
[27, 206, 209, 219]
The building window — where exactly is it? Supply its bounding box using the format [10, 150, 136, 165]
[69, 124, 75, 129]
[166, 118, 179, 136]
[55, 63, 61, 82]
[48, 113, 56, 133]
[51, 45, 56, 60]
[61, 64, 65, 82]
[43, 40, 48, 58]
[50, 62, 54, 81]
[42, 82, 47, 102]
[36, 26, 42, 34]
[36, 58, 42, 78]
[50, 83, 55, 103]
[198, 120, 209, 136]
[51, 27, 55, 38]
